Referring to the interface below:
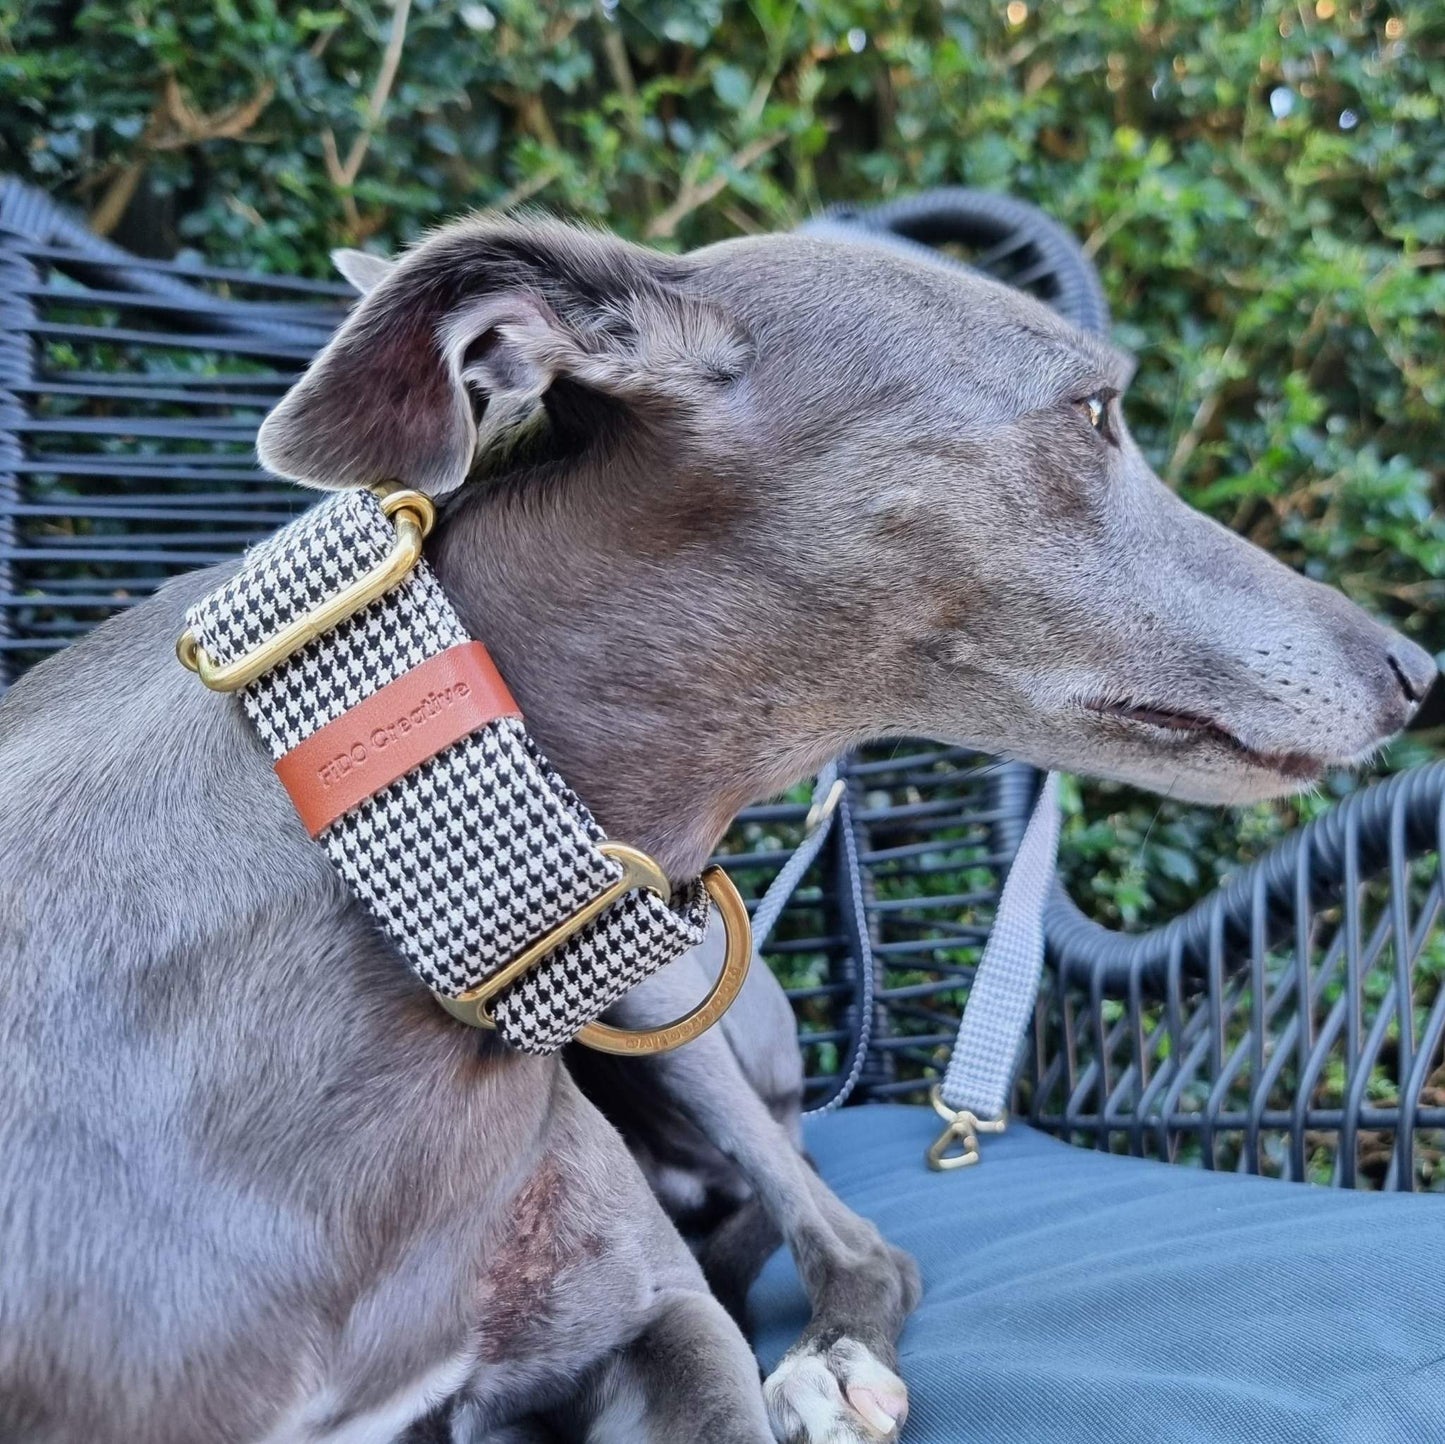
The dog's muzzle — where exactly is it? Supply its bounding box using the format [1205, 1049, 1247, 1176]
[176, 483, 750, 1057]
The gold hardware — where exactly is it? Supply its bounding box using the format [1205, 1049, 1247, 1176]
[926, 1084, 1007, 1172]
[176, 483, 436, 692]
[575, 864, 751, 1056]
[434, 850, 752, 1057]
[433, 843, 672, 1027]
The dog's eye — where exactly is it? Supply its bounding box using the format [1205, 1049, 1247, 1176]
[1074, 391, 1116, 444]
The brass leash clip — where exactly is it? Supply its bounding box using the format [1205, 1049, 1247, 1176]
[926, 1084, 1007, 1172]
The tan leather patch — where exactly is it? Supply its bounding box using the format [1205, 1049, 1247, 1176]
[275, 641, 521, 837]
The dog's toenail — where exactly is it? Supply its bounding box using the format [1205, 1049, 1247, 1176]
[846, 1384, 899, 1435]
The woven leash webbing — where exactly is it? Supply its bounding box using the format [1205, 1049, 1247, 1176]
[185, 489, 708, 1055]
[938, 772, 1061, 1124]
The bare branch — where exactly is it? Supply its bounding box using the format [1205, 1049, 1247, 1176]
[485, 163, 563, 215]
[322, 0, 414, 190]
[88, 72, 275, 235]
[645, 131, 786, 240]
[90, 162, 145, 236]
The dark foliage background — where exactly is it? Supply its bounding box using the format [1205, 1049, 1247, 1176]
[4, 0, 1443, 926]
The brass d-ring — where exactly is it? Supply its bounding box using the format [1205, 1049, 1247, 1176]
[176, 483, 435, 693]
[573, 865, 752, 1057]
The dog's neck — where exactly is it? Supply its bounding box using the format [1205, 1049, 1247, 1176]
[427, 465, 851, 882]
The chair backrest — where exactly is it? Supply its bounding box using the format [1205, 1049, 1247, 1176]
[0, 180, 1113, 1112]
[11, 181, 1443, 1189]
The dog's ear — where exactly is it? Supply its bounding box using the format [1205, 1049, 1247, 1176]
[258, 218, 752, 494]
[331, 248, 395, 295]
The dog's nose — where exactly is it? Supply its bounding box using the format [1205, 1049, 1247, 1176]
[1386, 638, 1437, 724]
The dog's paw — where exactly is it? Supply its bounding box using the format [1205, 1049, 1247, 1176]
[763, 1337, 908, 1443]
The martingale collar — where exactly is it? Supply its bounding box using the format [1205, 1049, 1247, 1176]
[177, 483, 750, 1057]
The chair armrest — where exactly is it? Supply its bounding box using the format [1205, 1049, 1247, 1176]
[1028, 761, 1445, 1190]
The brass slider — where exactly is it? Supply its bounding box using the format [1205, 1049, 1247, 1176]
[926, 1084, 1007, 1172]
[434, 846, 752, 1057]
[176, 483, 435, 693]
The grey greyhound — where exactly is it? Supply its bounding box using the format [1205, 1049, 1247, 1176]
[0, 217, 1433, 1444]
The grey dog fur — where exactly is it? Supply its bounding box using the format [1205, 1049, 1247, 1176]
[0, 216, 1432, 1444]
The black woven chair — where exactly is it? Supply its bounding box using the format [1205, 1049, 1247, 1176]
[4, 177, 1444, 1192]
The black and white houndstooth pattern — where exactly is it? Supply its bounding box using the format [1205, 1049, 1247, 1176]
[187, 489, 707, 1054]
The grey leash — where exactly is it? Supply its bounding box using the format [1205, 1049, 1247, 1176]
[749, 762, 843, 954]
[750, 765, 1061, 1147]
[744, 763, 878, 1121]
[928, 771, 1061, 1170]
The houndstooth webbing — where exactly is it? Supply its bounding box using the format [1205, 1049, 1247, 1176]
[938, 772, 1061, 1122]
[186, 488, 709, 1054]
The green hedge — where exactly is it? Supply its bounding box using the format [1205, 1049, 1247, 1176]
[5, 0, 1443, 922]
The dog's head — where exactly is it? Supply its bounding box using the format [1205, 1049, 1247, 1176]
[259, 218, 1432, 854]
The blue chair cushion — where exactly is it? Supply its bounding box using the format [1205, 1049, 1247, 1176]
[749, 1105, 1445, 1442]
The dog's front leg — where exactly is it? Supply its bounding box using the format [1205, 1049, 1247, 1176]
[594, 958, 920, 1444]
[444, 1073, 775, 1444]
[454, 1288, 772, 1444]
[572, 1289, 775, 1444]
